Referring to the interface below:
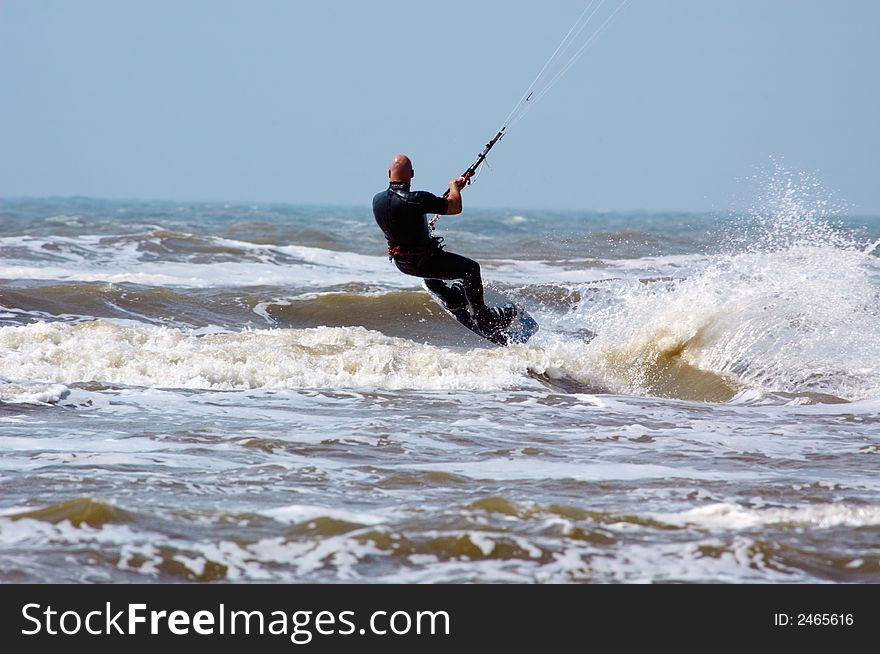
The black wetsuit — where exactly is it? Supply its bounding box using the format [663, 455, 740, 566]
[372, 181, 487, 312]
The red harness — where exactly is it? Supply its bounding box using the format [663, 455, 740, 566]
[388, 245, 430, 258]
[387, 237, 445, 260]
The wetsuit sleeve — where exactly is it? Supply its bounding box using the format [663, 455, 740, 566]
[412, 191, 449, 215]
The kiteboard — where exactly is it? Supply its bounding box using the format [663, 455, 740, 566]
[422, 280, 539, 346]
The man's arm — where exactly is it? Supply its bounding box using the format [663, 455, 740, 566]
[444, 177, 467, 215]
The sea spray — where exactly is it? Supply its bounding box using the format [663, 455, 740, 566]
[578, 165, 880, 401]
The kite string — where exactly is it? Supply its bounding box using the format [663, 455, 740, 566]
[500, 0, 603, 128]
[513, 0, 633, 122]
[503, 0, 631, 133]
[432, 0, 629, 229]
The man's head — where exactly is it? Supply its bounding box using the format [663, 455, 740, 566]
[388, 154, 414, 183]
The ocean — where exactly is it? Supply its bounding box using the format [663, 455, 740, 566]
[1, 177, 879, 583]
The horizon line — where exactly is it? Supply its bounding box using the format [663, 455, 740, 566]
[4, 194, 879, 219]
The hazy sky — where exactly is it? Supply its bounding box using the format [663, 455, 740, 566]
[2, 0, 878, 212]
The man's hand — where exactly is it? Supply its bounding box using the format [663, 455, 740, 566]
[448, 177, 468, 192]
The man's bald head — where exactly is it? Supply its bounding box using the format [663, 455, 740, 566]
[388, 154, 414, 182]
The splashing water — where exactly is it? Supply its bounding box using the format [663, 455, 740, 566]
[579, 164, 880, 401]
[1, 169, 876, 404]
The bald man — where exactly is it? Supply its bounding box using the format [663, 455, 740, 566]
[372, 154, 513, 333]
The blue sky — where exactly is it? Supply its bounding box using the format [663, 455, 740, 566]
[1, 0, 878, 212]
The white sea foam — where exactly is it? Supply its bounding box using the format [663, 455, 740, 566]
[1, 294, 877, 401]
[0, 234, 405, 288]
[262, 504, 386, 526]
[652, 502, 880, 530]
[0, 320, 584, 391]
[0, 255, 403, 289]
[0, 505, 840, 583]
[0, 381, 68, 404]
[0, 233, 697, 289]
[411, 458, 757, 482]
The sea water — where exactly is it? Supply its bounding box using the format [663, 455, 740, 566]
[1, 173, 879, 582]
